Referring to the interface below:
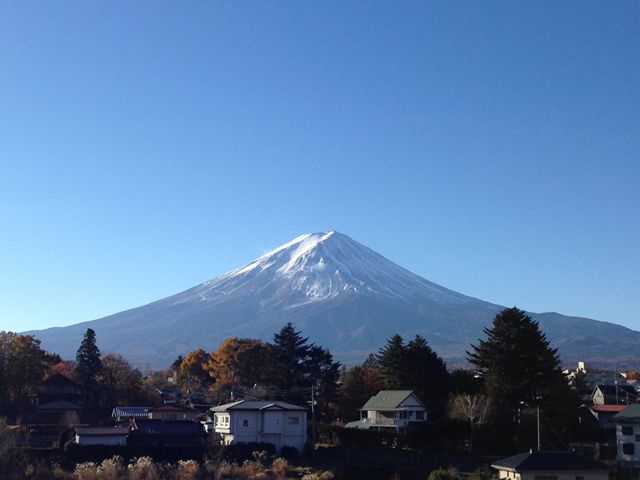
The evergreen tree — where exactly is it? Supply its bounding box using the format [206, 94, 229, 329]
[468, 307, 579, 447]
[339, 366, 367, 421]
[404, 335, 449, 415]
[377, 333, 450, 417]
[377, 334, 407, 389]
[75, 328, 102, 407]
[268, 323, 311, 390]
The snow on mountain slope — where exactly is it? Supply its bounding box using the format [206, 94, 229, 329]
[25, 230, 640, 369]
[173, 230, 481, 308]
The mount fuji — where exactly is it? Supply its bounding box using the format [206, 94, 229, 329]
[28, 231, 640, 369]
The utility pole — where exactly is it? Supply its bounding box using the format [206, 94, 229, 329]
[311, 383, 316, 459]
[537, 404, 540, 451]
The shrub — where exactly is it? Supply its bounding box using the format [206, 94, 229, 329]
[52, 462, 72, 479]
[127, 457, 159, 480]
[96, 456, 123, 480]
[74, 461, 97, 480]
[427, 468, 460, 480]
[470, 465, 493, 480]
[271, 457, 289, 478]
[301, 472, 334, 480]
[176, 459, 200, 480]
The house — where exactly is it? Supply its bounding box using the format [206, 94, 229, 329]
[111, 406, 151, 424]
[209, 400, 307, 453]
[127, 418, 207, 447]
[75, 427, 129, 446]
[491, 451, 609, 480]
[345, 390, 427, 431]
[148, 404, 198, 421]
[592, 385, 638, 405]
[564, 362, 627, 391]
[612, 403, 640, 463]
[36, 373, 80, 405]
[588, 404, 627, 429]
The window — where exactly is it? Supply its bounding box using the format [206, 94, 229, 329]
[400, 412, 408, 419]
[416, 411, 424, 420]
[288, 416, 299, 425]
[242, 419, 249, 427]
[623, 443, 635, 455]
[622, 426, 634, 436]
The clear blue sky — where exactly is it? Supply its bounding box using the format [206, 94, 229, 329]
[1, 2, 638, 334]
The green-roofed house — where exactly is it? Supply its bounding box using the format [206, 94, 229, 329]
[613, 403, 640, 463]
[345, 390, 427, 431]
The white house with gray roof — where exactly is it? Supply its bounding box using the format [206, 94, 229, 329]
[345, 390, 427, 431]
[208, 400, 307, 453]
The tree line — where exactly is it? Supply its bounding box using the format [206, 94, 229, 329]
[1, 307, 582, 454]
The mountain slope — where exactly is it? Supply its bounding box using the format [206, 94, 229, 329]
[27, 231, 640, 369]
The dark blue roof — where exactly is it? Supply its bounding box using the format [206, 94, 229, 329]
[492, 451, 608, 472]
[132, 419, 204, 435]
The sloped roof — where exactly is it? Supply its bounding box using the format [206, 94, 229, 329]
[42, 373, 77, 387]
[613, 403, 640, 423]
[590, 404, 626, 413]
[131, 419, 204, 435]
[76, 427, 129, 436]
[210, 400, 307, 412]
[112, 407, 150, 417]
[361, 391, 420, 410]
[595, 384, 637, 397]
[492, 451, 608, 472]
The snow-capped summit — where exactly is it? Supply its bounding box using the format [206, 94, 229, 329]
[27, 231, 640, 369]
[175, 230, 471, 309]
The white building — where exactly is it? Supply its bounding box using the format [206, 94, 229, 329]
[208, 400, 307, 453]
[75, 427, 129, 446]
[345, 390, 427, 431]
[613, 403, 640, 463]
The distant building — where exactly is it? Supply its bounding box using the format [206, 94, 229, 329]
[75, 427, 129, 446]
[128, 418, 206, 447]
[345, 390, 427, 431]
[148, 404, 198, 421]
[613, 403, 640, 464]
[592, 385, 638, 405]
[492, 450, 609, 480]
[111, 406, 151, 424]
[209, 400, 307, 453]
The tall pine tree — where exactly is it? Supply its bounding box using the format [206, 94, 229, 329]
[268, 323, 310, 390]
[468, 307, 578, 447]
[75, 328, 102, 407]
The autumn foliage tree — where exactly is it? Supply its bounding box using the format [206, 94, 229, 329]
[99, 353, 146, 406]
[0, 332, 49, 413]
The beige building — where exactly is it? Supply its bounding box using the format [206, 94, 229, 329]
[492, 451, 608, 480]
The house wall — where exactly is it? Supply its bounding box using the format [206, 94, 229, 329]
[75, 434, 127, 446]
[213, 409, 307, 452]
[593, 390, 605, 405]
[149, 411, 198, 421]
[616, 422, 640, 462]
[520, 471, 608, 480]
[497, 469, 607, 480]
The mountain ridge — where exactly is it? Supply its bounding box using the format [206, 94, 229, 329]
[25, 231, 640, 369]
